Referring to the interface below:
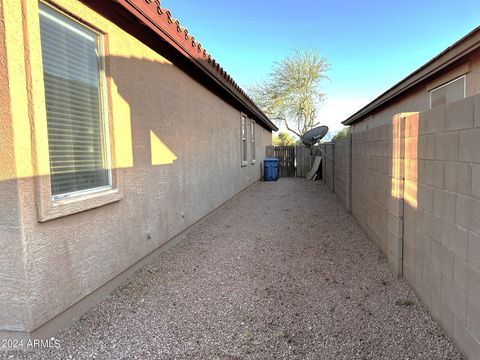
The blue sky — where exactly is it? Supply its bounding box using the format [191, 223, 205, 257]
[162, 0, 480, 133]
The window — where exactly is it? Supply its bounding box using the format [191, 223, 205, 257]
[241, 115, 248, 166]
[429, 76, 465, 109]
[39, 3, 111, 199]
[250, 120, 256, 163]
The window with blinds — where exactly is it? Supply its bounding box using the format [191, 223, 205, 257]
[39, 4, 111, 199]
[430, 76, 466, 109]
[241, 115, 248, 165]
[250, 120, 256, 163]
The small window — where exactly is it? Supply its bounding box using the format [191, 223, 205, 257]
[39, 3, 111, 199]
[250, 120, 256, 163]
[430, 76, 465, 109]
[241, 115, 248, 166]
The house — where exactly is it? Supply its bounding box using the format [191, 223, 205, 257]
[328, 26, 480, 358]
[0, 0, 277, 339]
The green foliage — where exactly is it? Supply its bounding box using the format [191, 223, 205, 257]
[272, 132, 295, 146]
[250, 48, 330, 137]
[332, 127, 350, 142]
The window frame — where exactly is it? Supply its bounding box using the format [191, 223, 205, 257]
[250, 119, 256, 164]
[32, 1, 122, 222]
[241, 114, 248, 166]
[429, 75, 466, 109]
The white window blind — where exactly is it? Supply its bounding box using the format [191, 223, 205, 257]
[241, 116, 247, 164]
[39, 4, 111, 198]
[430, 76, 465, 109]
[251, 120, 256, 162]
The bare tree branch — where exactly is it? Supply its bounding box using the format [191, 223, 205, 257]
[248, 48, 330, 137]
[284, 122, 301, 138]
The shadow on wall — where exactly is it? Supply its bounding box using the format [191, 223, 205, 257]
[106, 54, 246, 171]
[0, 55, 184, 186]
[106, 55, 182, 170]
[335, 97, 480, 357]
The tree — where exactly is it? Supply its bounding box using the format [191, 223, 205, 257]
[250, 48, 329, 137]
[272, 132, 295, 146]
[332, 127, 350, 142]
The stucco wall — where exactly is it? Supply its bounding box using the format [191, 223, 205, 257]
[0, 0, 29, 332]
[0, 0, 272, 333]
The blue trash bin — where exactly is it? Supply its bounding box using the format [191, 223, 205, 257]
[264, 158, 279, 181]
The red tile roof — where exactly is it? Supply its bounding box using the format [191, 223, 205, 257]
[112, 0, 277, 130]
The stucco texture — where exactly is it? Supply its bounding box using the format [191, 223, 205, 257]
[0, 0, 272, 333]
[0, 0, 29, 332]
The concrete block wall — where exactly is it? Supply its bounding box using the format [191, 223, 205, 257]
[350, 121, 392, 258]
[402, 96, 480, 359]
[270, 98, 480, 360]
[320, 95, 480, 358]
[332, 134, 352, 212]
[321, 143, 335, 191]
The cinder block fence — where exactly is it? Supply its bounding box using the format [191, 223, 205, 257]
[324, 95, 480, 359]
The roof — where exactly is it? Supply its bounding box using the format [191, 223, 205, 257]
[83, 0, 277, 131]
[343, 25, 480, 126]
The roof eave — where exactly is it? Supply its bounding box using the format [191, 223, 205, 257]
[112, 0, 277, 131]
[343, 25, 480, 126]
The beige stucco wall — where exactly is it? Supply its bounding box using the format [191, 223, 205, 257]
[0, 0, 272, 334]
[0, 0, 29, 332]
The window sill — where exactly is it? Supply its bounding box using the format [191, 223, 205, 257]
[37, 187, 123, 222]
[251, 160, 257, 164]
[241, 161, 248, 167]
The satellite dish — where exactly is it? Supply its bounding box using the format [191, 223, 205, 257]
[301, 126, 329, 147]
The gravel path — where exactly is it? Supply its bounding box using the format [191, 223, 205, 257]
[4, 178, 464, 359]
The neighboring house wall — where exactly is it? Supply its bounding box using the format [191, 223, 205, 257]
[352, 48, 480, 133]
[0, 0, 272, 336]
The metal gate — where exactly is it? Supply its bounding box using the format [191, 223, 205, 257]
[265, 146, 296, 177]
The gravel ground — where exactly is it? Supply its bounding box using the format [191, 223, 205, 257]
[3, 178, 464, 359]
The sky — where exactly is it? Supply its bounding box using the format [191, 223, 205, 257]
[161, 0, 480, 135]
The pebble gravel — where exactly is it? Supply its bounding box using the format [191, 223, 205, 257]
[3, 178, 464, 359]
